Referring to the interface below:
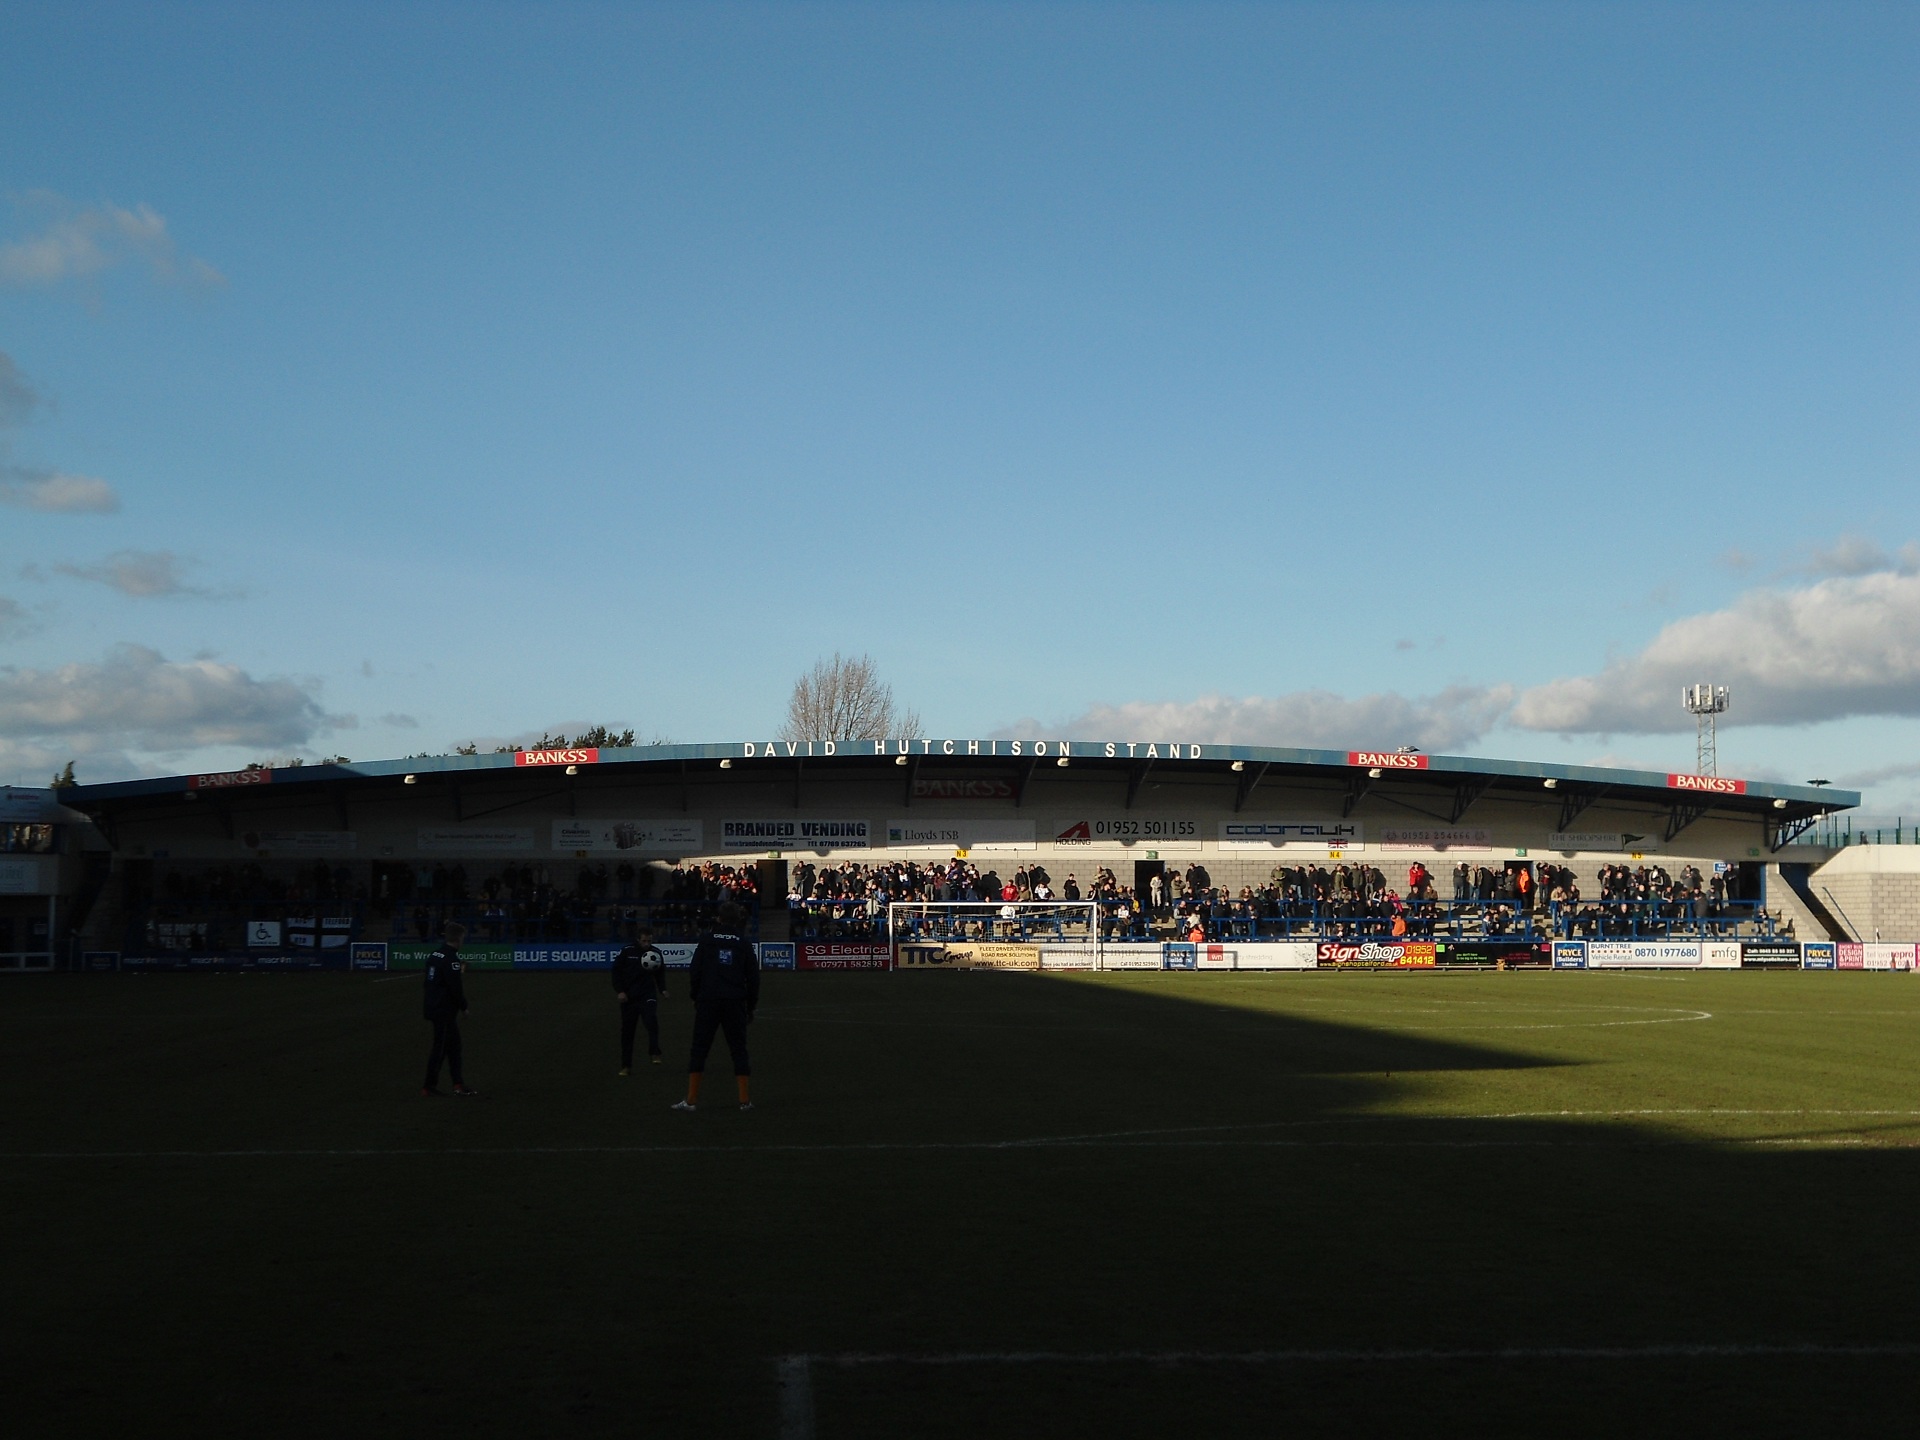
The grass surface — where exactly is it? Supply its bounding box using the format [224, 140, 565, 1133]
[4, 969, 1920, 1437]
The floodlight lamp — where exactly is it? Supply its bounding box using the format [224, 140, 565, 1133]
[1808, 779, 1830, 786]
[1396, 746, 1421, 755]
[565, 764, 579, 776]
[894, 754, 908, 767]
[719, 758, 732, 769]
[1368, 767, 1383, 779]
[403, 774, 417, 785]
[1056, 757, 1070, 767]
[1773, 798, 1788, 809]
[1230, 760, 1245, 772]
[1543, 778, 1558, 789]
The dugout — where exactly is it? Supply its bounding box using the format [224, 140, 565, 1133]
[35, 738, 1860, 968]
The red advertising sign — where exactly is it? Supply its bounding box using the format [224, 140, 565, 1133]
[797, 942, 892, 971]
[188, 768, 272, 790]
[1348, 751, 1429, 770]
[515, 748, 601, 767]
[913, 777, 1016, 800]
[1316, 940, 1437, 968]
[1666, 772, 1747, 795]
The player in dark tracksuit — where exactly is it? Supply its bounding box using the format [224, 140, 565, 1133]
[421, 922, 479, 1096]
[612, 928, 668, 1073]
[671, 902, 760, 1112]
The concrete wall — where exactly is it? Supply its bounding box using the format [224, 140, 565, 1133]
[1806, 845, 1920, 941]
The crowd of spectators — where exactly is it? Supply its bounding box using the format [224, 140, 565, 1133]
[132, 858, 761, 949]
[126, 852, 1784, 954]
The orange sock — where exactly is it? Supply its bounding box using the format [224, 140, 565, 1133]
[686, 1074, 703, 1104]
[737, 1076, 751, 1105]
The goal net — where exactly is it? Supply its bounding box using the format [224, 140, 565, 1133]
[888, 900, 1102, 968]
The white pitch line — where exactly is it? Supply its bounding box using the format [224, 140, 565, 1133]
[799, 1341, 1920, 1368]
[15, 1107, 1920, 1163]
[15, 1125, 1920, 1162]
[778, 1341, 1920, 1437]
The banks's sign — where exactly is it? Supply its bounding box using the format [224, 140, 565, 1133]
[913, 777, 1016, 800]
[515, 747, 600, 767]
[1667, 772, 1747, 795]
[188, 768, 272, 790]
[1349, 751, 1428, 769]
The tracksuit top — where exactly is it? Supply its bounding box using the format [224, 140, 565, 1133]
[422, 945, 467, 1020]
[686, 930, 759, 1010]
[611, 943, 666, 1000]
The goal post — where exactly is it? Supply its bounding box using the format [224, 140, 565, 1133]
[887, 900, 1103, 968]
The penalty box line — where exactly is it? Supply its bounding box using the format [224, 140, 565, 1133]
[776, 1344, 1920, 1440]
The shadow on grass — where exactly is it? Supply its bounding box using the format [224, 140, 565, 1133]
[1, 970, 1917, 1439]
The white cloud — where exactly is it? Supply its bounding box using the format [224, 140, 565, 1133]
[54, 550, 203, 598]
[0, 470, 120, 513]
[0, 645, 328, 770]
[0, 596, 27, 638]
[1012, 685, 1515, 753]
[378, 713, 420, 729]
[0, 193, 224, 291]
[1511, 570, 1920, 734]
[1799, 534, 1920, 578]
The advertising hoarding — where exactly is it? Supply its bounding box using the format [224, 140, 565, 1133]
[1436, 942, 1551, 968]
[553, 819, 703, 853]
[1740, 941, 1803, 969]
[1587, 942, 1708, 968]
[350, 942, 388, 971]
[389, 942, 515, 971]
[1378, 829, 1491, 852]
[721, 819, 870, 851]
[417, 828, 535, 854]
[1316, 940, 1437, 968]
[1218, 821, 1365, 850]
[885, 819, 1035, 851]
[245, 830, 357, 854]
[0, 858, 49, 895]
[1097, 942, 1170, 970]
[1051, 817, 1203, 851]
[1838, 943, 1864, 970]
[1233, 942, 1319, 970]
[799, 942, 891, 970]
[1802, 942, 1837, 969]
[1552, 941, 1587, 969]
[759, 942, 796, 971]
[1039, 946, 1099, 971]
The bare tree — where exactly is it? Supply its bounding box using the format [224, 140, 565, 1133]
[778, 652, 922, 742]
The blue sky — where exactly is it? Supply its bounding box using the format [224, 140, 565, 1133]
[2, 2, 1917, 813]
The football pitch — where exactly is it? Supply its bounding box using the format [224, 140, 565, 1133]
[5, 969, 1920, 1438]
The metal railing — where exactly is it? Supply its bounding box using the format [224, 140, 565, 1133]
[799, 897, 1784, 945]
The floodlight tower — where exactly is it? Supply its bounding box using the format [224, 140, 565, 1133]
[1682, 683, 1730, 776]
